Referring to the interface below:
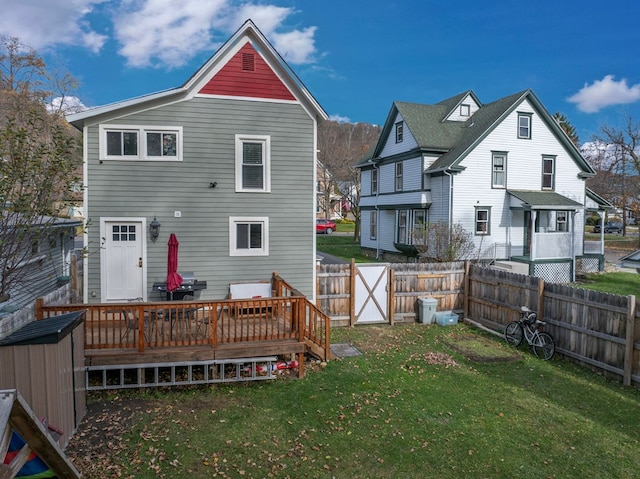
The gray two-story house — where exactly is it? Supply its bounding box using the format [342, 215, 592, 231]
[67, 20, 327, 303]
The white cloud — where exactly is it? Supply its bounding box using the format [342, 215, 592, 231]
[568, 75, 640, 113]
[0, 0, 319, 69]
[329, 114, 351, 123]
[49, 95, 88, 114]
[0, 0, 108, 52]
[115, 0, 228, 68]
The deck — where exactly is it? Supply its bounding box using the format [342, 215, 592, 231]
[37, 277, 330, 378]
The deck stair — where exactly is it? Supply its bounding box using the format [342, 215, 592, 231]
[86, 356, 279, 390]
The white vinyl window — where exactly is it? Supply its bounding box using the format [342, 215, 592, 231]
[518, 113, 532, 139]
[370, 211, 377, 240]
[229, 217, 269, 256]
[395, 162, 403, 191]
[475, 207, 491, 235]
[235, 135, 271, 192]
[460, 104, 470, 117]
[492, 152, 507, 188]
[556, 211, 568, 232]
[395, 121, 404, 143]
[542, 155, 555, 190]
[100, 125, 182, 161]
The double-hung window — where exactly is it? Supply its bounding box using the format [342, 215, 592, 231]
[371, 168, 378, 195]
[395, 162, 403, 191]
[518, 113, 532, 139]
[397, 210, 408, 243]
[475, 207, 491, 235]
[235, 135, 270, 192]
[395, 121, 404, 143]
[101, 125, 182, 160]
[370, 211, 377, 240]
[542, 155, 555, 190]
[229, 217, 269, 256]
[556, 211, 568, 232]
[492, 152, 507, 188]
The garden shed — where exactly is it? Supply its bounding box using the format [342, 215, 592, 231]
[0, 310, 86, 447]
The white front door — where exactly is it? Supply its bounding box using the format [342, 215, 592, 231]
[102, 219, 146, 301]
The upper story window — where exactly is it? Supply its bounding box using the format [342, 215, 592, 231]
[475, 207, 491, 235]
[395, 121, 404, 143]
[371, 168, 378, 195]
[542, 155, 555, 190]
[492, 152, 507, 188]
[460, 104, 471, 117]
[100, 125, 182, 161]
[395, 162, 403, 191]
[235, 134, 271, 192]
[518, 113, 532, 139]
[229, 216, 269, 256]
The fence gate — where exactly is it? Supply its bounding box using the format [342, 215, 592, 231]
[354, 263, 389, 324]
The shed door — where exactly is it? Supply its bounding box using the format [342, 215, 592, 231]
[103, 221, 145, 301]
[354, 264, 389, 324]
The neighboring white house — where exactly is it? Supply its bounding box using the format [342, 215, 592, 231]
[358, 90, 611, 283]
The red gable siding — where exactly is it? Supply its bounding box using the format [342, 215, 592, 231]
[199, 43, 296, 101]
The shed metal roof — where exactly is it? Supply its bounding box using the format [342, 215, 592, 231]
[0, 310, 86, 346]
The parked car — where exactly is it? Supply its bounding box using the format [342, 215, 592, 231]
[316, 219, 336, 234]
[593, 222, 623, 234]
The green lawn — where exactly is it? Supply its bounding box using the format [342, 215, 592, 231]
[69, 324, 640, 478]
[317, 230, 377, 263]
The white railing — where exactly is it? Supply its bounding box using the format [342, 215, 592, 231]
[534, 232, 572, 259]
[583, 240, 603, 254]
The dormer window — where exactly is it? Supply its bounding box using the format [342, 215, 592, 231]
[460, 104, 470, 117]
[395, 121, 404, 143]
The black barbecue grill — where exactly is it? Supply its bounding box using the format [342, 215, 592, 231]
[152, 272, 207, 300]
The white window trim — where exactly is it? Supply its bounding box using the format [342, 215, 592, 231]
[235, 134, 271, 193]
[99, 124, 183, 161]
[517, 113, 532, 139]
[229, 216, 269, 256]
[492, 152, 507, 188]
[460, 104, 471, 117]
[475, 207, 491, 235]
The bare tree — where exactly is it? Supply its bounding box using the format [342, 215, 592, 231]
[317, 120, 381, 241]
[411, 221, 476, 262]
[587, 116, 640, 240]
[0, 36, 81, 302]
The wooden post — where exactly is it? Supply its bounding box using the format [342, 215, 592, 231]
[463, 261, 470, 319]
[349, 259, 356, 326]
[623, 295, 636, 386]
[537, 277, 545, 322]
[35, 298, 44, 320]
[389, 269, 395, 325]
[70, 254, 78, 302]
[137, 305, 145, 353]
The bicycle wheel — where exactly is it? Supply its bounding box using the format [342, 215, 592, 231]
[532, 332, 555, 360]
[504, 321, 523, 347]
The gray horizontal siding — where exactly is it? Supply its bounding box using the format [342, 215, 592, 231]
[85, 97, 316, 301]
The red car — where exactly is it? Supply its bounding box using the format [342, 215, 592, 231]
[316, 219, 336, 234]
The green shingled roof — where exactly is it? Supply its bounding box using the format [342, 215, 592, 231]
[360, 89, 595, 176]
[507, 190, 583, 209]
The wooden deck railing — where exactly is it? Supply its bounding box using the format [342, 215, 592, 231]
[36, 279, 331, 361]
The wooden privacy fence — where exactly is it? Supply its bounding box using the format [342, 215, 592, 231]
[318, 260, 640, 387]
[316, 261, 466, 326]
[465, 263, 640, 387]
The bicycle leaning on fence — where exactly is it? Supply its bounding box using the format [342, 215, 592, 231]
[504, 306, 555, 360]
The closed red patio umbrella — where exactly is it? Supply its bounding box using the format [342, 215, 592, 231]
[166, 233, 183, 294]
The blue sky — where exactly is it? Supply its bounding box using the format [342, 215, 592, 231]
[2, 0, 639, 143]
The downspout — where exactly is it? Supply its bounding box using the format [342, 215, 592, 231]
[571, 210, 577, 282]
[444, 169, 453, 234]
[373, 161, 380, 260]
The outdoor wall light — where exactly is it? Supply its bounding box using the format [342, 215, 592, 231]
[209, 181, 218, 188]
[150, 216, 161, 238]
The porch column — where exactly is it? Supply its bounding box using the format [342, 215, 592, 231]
[530, 211, 537, 261]
[598, 212, 605, 254]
